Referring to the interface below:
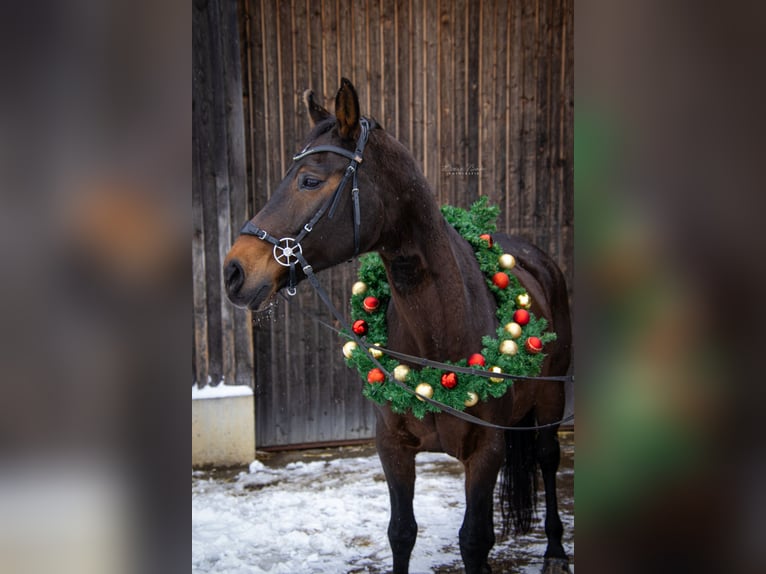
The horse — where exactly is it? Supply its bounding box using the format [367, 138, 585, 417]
[223, 78, 572, 574]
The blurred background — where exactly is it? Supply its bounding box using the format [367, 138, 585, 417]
[0, 1, 187, 574]
[0, 1, 764, 573]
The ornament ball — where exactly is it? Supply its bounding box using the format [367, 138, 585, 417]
[342, 341, 357, 359]
[415, 383, 434, 401]
[363, 296, 380, 312]
[393, 364, 411, 381]
[525, 337, 543, 354]
[468, 353, 486, 367]
[479, 233, 493, 247]
[499, 339, 518, 356]
[513, 309, 530, 326]
[516, 293, 532, 309]
[498, 253, 516, 269]
[367, 368, 385, 384]
[489, 366, 504, 383]
[352, 319, 368, 335]
[441, 372, 458, 389]
[368, 344, 384, 359]
[492, 272, 510, 289]
[352, 281, 368, 295]
[504, 322, 523, 339]
[464, 391, 479, 407]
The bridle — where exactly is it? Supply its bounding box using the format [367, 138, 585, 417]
[239, 117, 371, 295]
[237, 117, 574, 431]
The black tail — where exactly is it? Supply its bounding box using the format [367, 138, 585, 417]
[499, 410, 538, 536]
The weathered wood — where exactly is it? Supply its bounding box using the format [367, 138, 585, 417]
[193, 0, 253, 388]
[194, 0, 574, 447]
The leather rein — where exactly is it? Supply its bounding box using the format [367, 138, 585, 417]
[239, 117, 574, 431]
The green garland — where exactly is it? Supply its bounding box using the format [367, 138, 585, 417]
[343, 197, 557, 419]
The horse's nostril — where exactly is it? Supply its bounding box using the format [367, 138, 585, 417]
[224, 260, 245, 295]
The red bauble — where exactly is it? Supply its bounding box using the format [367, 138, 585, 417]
[367, 368, 385, 384]
[513, 309, 530, 326]
[468, 353, 486, 367]
[492, 272, 509, 289]
[525, 337, 543, 354]
[363, 296, 380, 312]
[479, 233, 493, 247]
[352, 319, 368, 335]
[441, 372, 458, 389]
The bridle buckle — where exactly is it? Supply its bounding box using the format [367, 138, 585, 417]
[272, 237, 302, 267]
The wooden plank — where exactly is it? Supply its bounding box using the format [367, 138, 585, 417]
[494, 0, 510, 227]
[349, 0, 366, 113]
[367, 0, 382, 120]
[423, 0, 438, 194]
[451, 0, 468, 201]
[561, 0, 574, 289]
[307, 0, 324, 102]
[192, 0, 210, 386]
[506, 0, 522, 232]
[533, 0, 551, 253]
[395, 0, 411, 146]
[518, 0, 538, 240]
[465, 0, 480, 198]
[220, 0, 254, 386]
[381, 0, 397, 131]
[411, 0, 424, 168]
[321, 0, 339, 97]
[477, 0, 494, 203]
[437, 0, 455, 204]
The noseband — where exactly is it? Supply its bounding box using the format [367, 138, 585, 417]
[239, 117, 371, 295]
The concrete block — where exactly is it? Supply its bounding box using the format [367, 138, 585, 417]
[192, 384, 255, 467]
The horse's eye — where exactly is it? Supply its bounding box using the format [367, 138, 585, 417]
[300, 176, 323, 191]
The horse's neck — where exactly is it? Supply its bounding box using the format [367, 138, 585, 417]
[375, 174, 497, 361]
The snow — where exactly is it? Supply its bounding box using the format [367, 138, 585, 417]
[192, 446, 574, 573]
[192, 382, 253, 400]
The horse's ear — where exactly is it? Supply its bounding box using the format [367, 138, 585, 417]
[335, 77, 360, 140]
[303, 89, 331, 127]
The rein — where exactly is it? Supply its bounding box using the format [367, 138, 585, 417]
[239, 118, 574, 431]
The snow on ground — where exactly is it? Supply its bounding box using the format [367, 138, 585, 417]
[192, 444, 574, 573]
[192, 382, 253, 400]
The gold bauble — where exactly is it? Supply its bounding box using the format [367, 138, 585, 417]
[464, 391, 479, 407]
[368, 344, 384, 359]
[504, 322, 523, 339]
[352, 281, 368, 295]
[516, 293, 532, 309]
[393, 364, 411, 382]
[498, 253, 516, 270]
[499, 339, 518, 356]
[342, 341, 357, 359]
[415, 383, 434, 401]
[489, 366, 504, 383]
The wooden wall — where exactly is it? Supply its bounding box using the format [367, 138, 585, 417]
[193, 0, 254, 389]
[193, 0, 574, 448]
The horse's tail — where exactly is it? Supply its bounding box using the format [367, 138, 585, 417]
[498, 410, 538, 536]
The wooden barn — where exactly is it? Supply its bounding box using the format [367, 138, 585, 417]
[193, 0, 573, 449]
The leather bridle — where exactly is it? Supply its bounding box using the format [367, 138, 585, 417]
[239, 117, 371, 295]
[236, 117, 574, 431]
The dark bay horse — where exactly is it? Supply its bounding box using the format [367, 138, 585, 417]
[224, 78, 572, 574]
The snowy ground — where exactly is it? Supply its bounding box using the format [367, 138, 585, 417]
[192, 438, 574, 573]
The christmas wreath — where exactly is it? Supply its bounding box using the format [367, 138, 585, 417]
[342, 197, 557, 419]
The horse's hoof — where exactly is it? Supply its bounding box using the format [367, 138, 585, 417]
[541, 557, 571, 574]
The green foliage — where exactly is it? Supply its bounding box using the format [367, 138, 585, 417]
[344, 198, 557, 418]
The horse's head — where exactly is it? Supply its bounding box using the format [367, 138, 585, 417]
[224, 78, 386, 310]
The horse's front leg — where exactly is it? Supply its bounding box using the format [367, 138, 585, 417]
[376, 433, 418, 574]
[459, 436, 505, 574]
